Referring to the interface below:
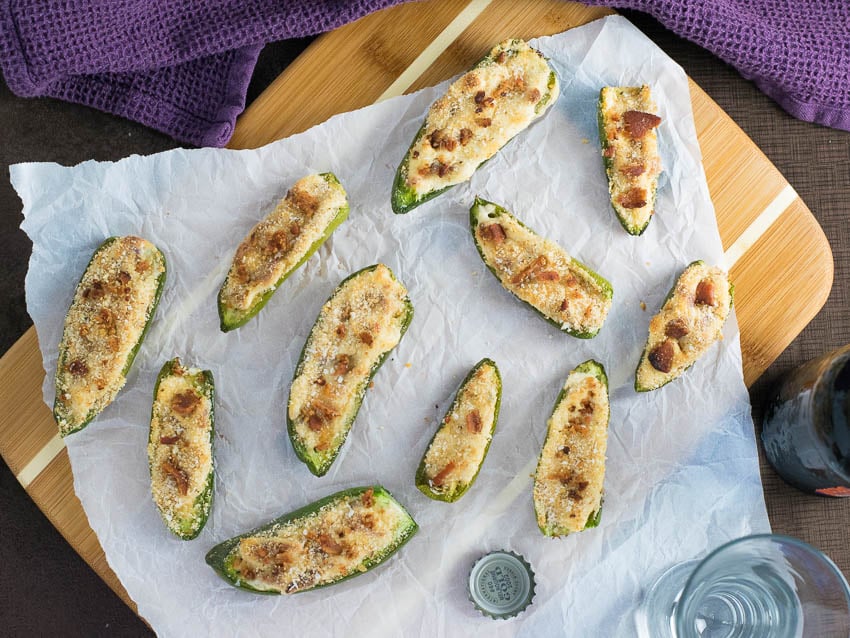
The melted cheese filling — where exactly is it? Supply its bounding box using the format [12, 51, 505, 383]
[148, 363, 213, 531]
[534, 370, 608, 535]
[54, 236, 163, 434]
[404, 39, 558, 195]
[473, 203, 611, 334]
[600, 85, 662, 229]
[230, 491, 407, 593]
[288, 265, 408, 456]
[422, 363, 499, 493]
[637, 263, 731, 389]
[220, 174, 347, 311]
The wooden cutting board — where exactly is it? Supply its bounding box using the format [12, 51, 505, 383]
[0, 0, 833, 613]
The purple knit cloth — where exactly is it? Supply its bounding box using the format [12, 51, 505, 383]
[1, 0, 848, 147]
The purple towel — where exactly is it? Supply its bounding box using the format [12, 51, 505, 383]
[1, 1, 848, 147]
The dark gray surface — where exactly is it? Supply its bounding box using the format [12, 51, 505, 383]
[1, 10, 848, 636]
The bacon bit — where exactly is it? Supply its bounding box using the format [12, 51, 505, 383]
[314, 377, 326, 386]
[135, 260, 150, 273]
[559, 298, 569, 312]
[495, 76, 525, 97]
[665, 318, 690, 339]
[559, 445, 571, 455]
[358, 331, 373, 346]
[422, 160, 451, 177]
[496, 51, 507, 64]
[162, 459, 189, 495]
[431, 462, 456, 487]
[474, 90, 487, 105]
[648, 339, 676, 373]
[568, 489, 584, 501]
[620, 163, 646, 177]
[466, 410, 483, 434]
[308, 414, 323, 431]
[312, 399, 338, 419]
[436, 162, 451, 177]
[695, 279, 717, 306]
[618, 187, 647, 209]
[289, 222, 301, 237]
[459, 128, 473, 146]
[412, 150, 419, 159]
[83, 281, 105, 300]
[361, 488, 375, 507]
[171, 390, 201, 416]
[537, 271, 560, 282]
[528, 88, 541, 103]
[479, 223, 506, 244]
[333, 354, 350, 375]
[475, 117, 492, 128]
[286, 187, 319, 214]
[429, 129, 457, 152]
[117, 271, 131, 284]
[335, 324, 346, 338]
[602, 146, 615, 158]
[511, 255, 548, 284]
[159, 435, 180, 444]
[268, 229, 289, 253]
[623, 110, 661, 139]
[68, 359, 89, 376]
[428, 129, 443, 150]
[318, 534, 344, 556]
[579, 399, 594, 416]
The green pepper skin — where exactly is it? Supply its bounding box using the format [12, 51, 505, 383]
[470, 197, 613, 338]
[205, 486, 418, 594]
[391, 40, 558, 215]
[415, 358, 501, 502]
[533, 359, 608, 537]
[54, 236, 166, 436]
[218, 173, 349, 332]
[634, 261, 735, 393]
[287, 264, 414, 476]
[149, 358, 215, 540]
[597, 89, 658, 236]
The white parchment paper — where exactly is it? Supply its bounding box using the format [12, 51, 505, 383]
[12, 16, 769, 637]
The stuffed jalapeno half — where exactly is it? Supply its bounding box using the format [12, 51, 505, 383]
[287, 264, 413, 476]
[54, 236, 166, 436]
[598, 85, 662, 235]
[415, 358, 501, 502]
[470, 197, 613, 338]
[533, 360, 609, 537]
[205, 486, 417, 594]
[391, 38, 559, 214]
[218, 173, 349, 332]
[148, 357, 215, 540]
[635, 261, 733, 392]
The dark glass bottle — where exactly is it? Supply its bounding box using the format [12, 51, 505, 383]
[761, 344, 850, 497]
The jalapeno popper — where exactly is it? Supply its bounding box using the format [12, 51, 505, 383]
[218, 173, 349, 332]
[415, 358, 501, 502]
[533, 360, 609, 537]
[598, 85, 662, 235]
[205, 486, 417, 594]
[148, 358, 214, 540]
[470, 197, 613, 338]
[392, 38, 559, 214]
[54, 236, 166, 436]
[636, 261, 733, 392]
[288, 264, 413, 476]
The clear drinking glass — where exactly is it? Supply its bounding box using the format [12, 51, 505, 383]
[637, 534, 850, 638]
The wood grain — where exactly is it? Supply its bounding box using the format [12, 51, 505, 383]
[0, 0, 832, 616]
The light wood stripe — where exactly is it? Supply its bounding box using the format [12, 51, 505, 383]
[17, 432, 64, 488]
[724, 184, 798, 269]
[375, 0, 493, 102]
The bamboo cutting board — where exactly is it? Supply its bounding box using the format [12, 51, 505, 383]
[0, 0, 833, 613]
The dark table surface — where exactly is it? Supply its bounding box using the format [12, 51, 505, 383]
[1, 10, 849, 637]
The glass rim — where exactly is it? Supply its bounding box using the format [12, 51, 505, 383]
[677, 533, 850, 624]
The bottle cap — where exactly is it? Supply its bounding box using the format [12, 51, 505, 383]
[468, 550, 535, 619]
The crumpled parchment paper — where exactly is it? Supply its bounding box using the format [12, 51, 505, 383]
[12, 16, 769, 637]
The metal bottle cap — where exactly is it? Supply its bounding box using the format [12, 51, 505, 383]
[468, 550, 535, 619]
